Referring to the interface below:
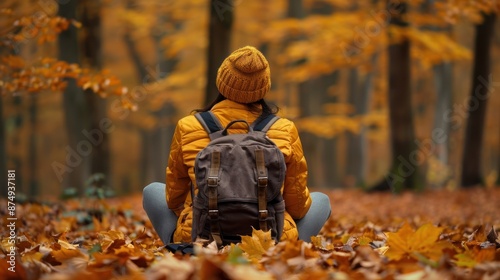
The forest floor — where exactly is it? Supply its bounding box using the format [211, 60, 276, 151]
[1, 187, 499, 279]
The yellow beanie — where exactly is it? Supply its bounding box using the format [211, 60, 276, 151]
[216, 46, 271, 104]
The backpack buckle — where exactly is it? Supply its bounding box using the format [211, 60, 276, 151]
[258, 177, 268, 187]
[207, 177, 219, 187]
[259, 209, 268, 220]
[209, 209, 219, 219]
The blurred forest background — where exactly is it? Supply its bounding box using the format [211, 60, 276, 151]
[1, 0, 499, 200]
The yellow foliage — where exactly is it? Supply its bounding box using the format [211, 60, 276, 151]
[322, 103, 355, 115]
[407, 28, 471, 67]
[311, 235, 335, 250]
[51, 239, 86, 263]
[385, 223, 454, 262]
[295, 115, 364, 138]
[239, 228, 275, 262]
[434, 0, 500, 24]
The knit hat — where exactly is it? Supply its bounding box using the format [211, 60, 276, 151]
[216, 46, 271, 104]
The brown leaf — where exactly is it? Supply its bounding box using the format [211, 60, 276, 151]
[486, 227, 500, 248]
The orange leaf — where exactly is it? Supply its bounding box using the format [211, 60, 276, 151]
[385, 223, 453, 262]
[51, 239, 86, 262]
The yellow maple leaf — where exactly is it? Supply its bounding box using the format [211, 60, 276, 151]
[239, 228, 275, 262]
[454, 250, 477, 268]
[384, 223, 453, 262]
[358, 236, 372, 246]
[51, 239, 86, 262]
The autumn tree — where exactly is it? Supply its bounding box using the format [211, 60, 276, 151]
[346, 55, 378, 188]
[288, 0, 344, 188]
[1, 1, 132, 196]
[415, 0, 453, 189]
[206, 0, 233, 105]
[369, 1, 421, 192]
[121, 0, 179, 185]
[497, 130, 500, 186]
[461, 12, 497, 187]
[288, 0, 331, 187]
[367, 0, 472, 191]
[114, 0, 210, 189]
[58, 0, 90, 193]
[239, 0, 477, 191]
[345, 1, 379, 188]
[252, 1, 389, 188]
[0, 91, 5, 198]
[80, 0, 112, 189]
[0, 6, 11, 197]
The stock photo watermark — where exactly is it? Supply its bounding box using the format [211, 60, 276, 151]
[385, 74, 499, 190]
[5, 170, 17, 272]
[51, 118, 114, 182]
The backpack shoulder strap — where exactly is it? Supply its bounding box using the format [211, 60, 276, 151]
[251, 114, 280, 132]
[195, 112, 224, 140]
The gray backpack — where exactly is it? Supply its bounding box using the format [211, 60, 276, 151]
[192, 112, 286, 246]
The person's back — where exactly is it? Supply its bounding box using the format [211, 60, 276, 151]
[143, 46, 331, 246]
[168, 99, 311, 243]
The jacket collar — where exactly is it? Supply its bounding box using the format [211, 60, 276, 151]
[211, 99, 260, 111]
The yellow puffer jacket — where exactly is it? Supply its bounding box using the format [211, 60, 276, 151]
[166, 99, 312, 243]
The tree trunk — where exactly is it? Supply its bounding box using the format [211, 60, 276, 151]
[431, 62, 452, 186]
[151, 23, 178, 186]
[149, 103, 177, 183]
[420, 0, 453, 188]
[287, 0, 305, 18]
[289, 0, 341, 188]
[141, 108, 176, 186]
[298, 72, 339, 188]
[28, 95, 39, 199]
[370, 1, 420, 192]
[497, 126, 500, 186]
[205, 0, 233, 105]
[0, 96, 5, 198]
[81, 0, 110, 188]
[141, 104, 176, 185]
[58, 0, 89, 194]
[346, 55, 377, 188]
[386, 40, 418, 191]
[123, 4, 179, 189]
[461, 12, 497, 187]
[298, 79, 326, 188]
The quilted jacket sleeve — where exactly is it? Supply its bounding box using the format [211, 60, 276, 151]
[166, 120, 191, 216]
[282, 121, 312, 219]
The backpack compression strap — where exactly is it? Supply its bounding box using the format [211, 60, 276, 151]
[255, 149, 268, 232]
[207, 151, 223, 246]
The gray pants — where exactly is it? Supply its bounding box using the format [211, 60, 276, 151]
[143, 182, 331, 244]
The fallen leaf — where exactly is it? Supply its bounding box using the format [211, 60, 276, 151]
[145, 255, 195, 280]
[486, 227, 500, 248]
[384, 223, 453, 262]
[311, 235, 334, 251]
[240, 228, 275, 262]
